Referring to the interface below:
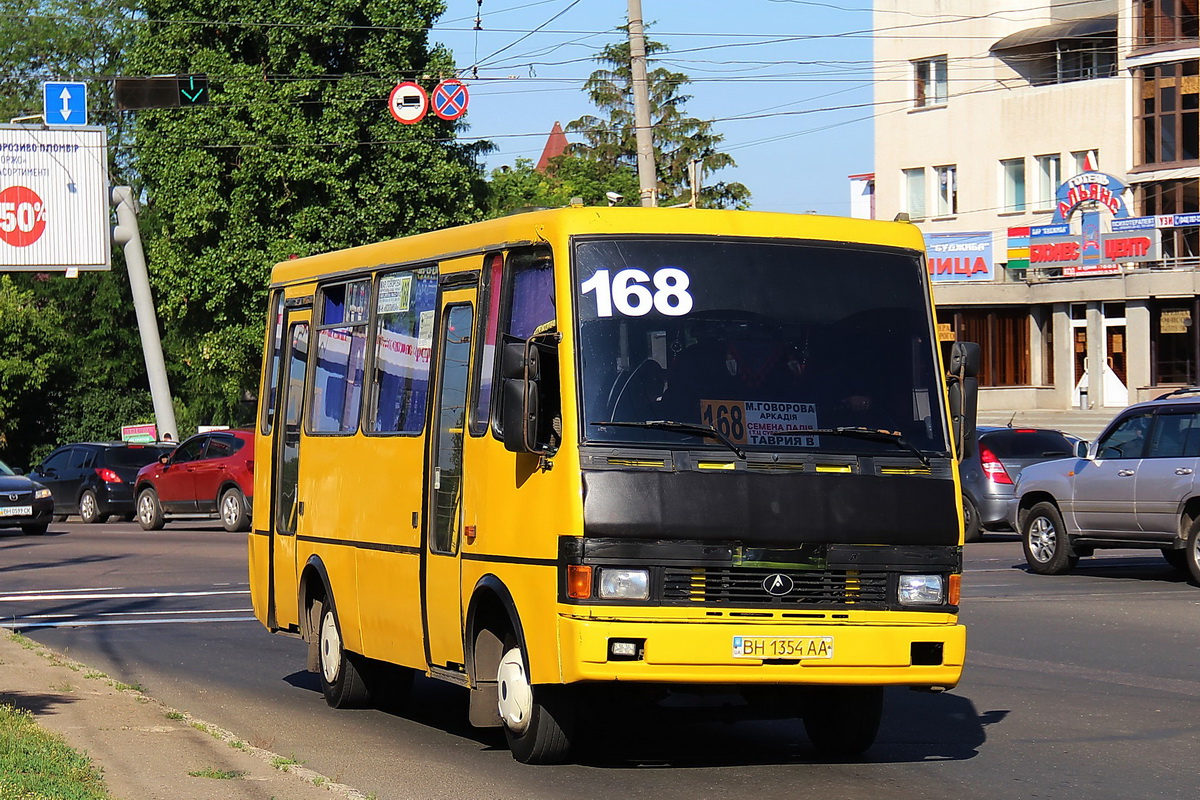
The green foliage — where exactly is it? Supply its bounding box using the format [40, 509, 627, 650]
[566, 35, 750, 209]
[486, 156, 640, 216]
[0, 276, 67, 455]
[126, 0, 491, 423]
[0, 704, 112, 800]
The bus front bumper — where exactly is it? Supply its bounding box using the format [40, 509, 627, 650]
[557, 614, 965, 688]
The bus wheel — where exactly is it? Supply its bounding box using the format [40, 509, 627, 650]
[318, 603, 370, 709]
[497, 638, 576, 764]
[802, 686, 883, 758]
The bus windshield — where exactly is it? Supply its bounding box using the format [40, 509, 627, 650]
[574, 236, 948, 457]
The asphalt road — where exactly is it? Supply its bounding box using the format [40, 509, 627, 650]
[2, 521, 1198, 799]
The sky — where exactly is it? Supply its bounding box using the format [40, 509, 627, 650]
[429, 0, 877, 215]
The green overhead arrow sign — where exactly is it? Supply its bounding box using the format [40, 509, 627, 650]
[177, 75, 208, 105]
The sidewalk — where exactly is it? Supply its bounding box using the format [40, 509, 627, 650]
[0, 630, 364, 800]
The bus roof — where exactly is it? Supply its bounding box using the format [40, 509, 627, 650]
[269, 207, 925, 287]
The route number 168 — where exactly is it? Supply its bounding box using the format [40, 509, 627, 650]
[580, 268, 694, 317]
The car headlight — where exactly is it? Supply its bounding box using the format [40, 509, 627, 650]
[597, 568, 650, 600]
[34, 488, 52, 500]
[898, 574, 945, 605]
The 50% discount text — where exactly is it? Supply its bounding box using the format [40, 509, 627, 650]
[0, 185, 47, 247]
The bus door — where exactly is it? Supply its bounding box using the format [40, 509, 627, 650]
[423, 292, 475, 668]
[268, 309, 311, 630]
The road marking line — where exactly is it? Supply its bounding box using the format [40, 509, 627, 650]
[0, 589, 249, 602]
[1, 616, 256, 629]
[16, 608, 253, 620]
[0, 586, 127, 595]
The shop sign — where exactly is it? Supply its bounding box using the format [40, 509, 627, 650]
[937, 322, 956, 342]
[1052, 171, 1131, 224]
[925, 231, 993, 283]
[1029, 235, 1082, 267]
[1161, 310, 1191, 335]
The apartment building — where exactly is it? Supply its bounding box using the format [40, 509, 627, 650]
[871, 0, 1198, 410]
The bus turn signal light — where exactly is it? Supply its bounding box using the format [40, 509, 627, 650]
[567, 565, 593, 599]
[949, 574, 961, 605]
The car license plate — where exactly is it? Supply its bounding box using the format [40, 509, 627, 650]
[732, 636, 833, 659]
[0, 505, 32, 517]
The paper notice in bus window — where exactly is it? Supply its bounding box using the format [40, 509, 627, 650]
[701, 399, 820, 448]
[418, 309, 435, 350]
[378, 274, 413, 314]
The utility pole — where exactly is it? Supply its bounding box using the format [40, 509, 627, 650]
[627, 0, 657, 207]
[112, 186, 179, 441]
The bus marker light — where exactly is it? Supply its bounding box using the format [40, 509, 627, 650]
[948, 574, 961, 605]
[567, 565, 593, 599]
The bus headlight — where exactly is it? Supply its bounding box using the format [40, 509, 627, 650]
[598, 568, 649, 600]
[898, 574, 944, 605]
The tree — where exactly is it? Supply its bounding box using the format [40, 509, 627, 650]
[125, 1, 491, 424]
[0, 2, 152, 467]
[567, 35, 750, 209]
[486, 155, 639, 217]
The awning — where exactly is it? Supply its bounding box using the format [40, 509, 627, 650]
[991, 15, 1117, 52]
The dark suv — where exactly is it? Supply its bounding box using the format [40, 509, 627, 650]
[28, 442, 176, 523]
[134, 430, 254, 532]
[1011, 389, 1200, 582]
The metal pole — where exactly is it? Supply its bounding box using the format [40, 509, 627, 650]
[627, 0, 657, 207]
[112, 186, 178, 441]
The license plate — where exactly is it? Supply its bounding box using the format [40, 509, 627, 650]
[733, 636, 833, 659]
[0, 505, 32, 517]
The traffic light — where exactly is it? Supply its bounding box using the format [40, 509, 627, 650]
[115, 75, 208, 109]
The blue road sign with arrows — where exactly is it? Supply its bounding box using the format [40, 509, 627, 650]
[43, 82, 88, 126]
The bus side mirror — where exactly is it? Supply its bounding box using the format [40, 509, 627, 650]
[501, 341, 542, 453]
[502, 378, 540, 453]
[948, 341, 980, 459]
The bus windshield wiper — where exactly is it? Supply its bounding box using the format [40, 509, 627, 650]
[592, 420, 746, 459]
[774, 426, 930, 468]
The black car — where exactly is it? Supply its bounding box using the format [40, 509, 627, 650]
[0, 458, 54, 535]
[28, 442, 176, 523]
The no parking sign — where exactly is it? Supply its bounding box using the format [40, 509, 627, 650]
[431, 79, 469, 121]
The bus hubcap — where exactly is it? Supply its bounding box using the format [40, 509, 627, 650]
[320, 613, 342, 684]
[497, 647, 532, 734]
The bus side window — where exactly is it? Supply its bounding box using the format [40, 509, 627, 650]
[480, 248, 557, 442]
[370, 266, 439, 434]
[470, 252, 504, 436]
[260, 291, 284, 435]
[311, 279, 370, 434]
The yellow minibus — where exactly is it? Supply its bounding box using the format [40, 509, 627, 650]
[249, 206, 979, 763]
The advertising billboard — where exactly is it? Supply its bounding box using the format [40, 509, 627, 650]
[0, 125, 110, 271]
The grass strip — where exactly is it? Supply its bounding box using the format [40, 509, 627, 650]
[0, 703, 111, 800]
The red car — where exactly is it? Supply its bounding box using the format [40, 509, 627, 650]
[134, 429, 254, 532]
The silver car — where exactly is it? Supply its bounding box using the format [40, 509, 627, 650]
[1009, 391, 1200, 583]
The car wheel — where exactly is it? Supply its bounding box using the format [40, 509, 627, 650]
[78, 490, 109, 524]
[317, 600, 371, 709]
[136, 488, 165, 531]
[498, 634, 577, 764]
[802, 686, 884, 758]
[21, 523, 48, 536]
[1185, 518, 1200, 585]
[220, 488, 250, 533]
[1021, 501, 1078, 575]
[962, 495, 982, 543]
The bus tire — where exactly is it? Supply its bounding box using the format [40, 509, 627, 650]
[497, 637, 576, 764]
[318, 603, 370, 709]
[962, 495, 982, 543]
[802, 686, 883, 758]
[136, 489, 165, 531]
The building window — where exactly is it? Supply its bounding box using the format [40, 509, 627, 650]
[1137, 0, 1200, 48]
[903, 168, 926, 219]
[1137, 61, 1199, 169]
[1152, 299, 1199, 385]
[913, 56, 947, 108]
[1139, 178, 1200, 265]
[1072, 150, 1097, 174]
[1002, 159, 1026, 212]
[935, 165, 957, 216]
[1035, 154, 1061, 209]
[950, 308, 1031, 387]
[1056, 40, 1117, 83]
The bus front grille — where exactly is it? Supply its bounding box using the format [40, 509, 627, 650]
[661, 567, 889, 608]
